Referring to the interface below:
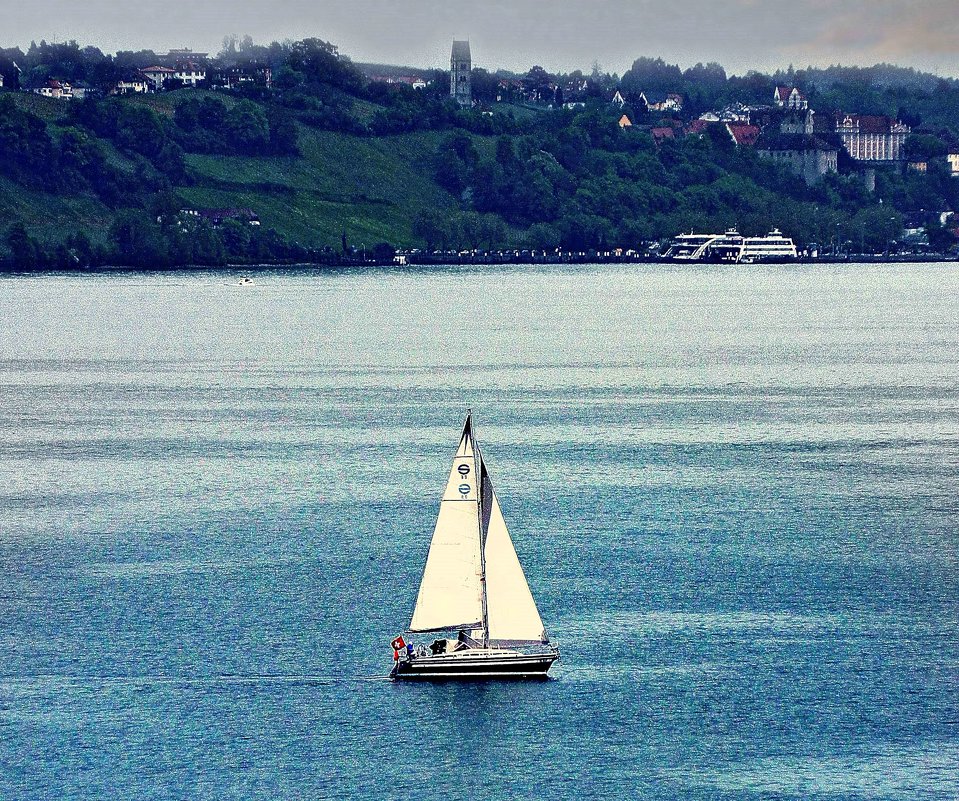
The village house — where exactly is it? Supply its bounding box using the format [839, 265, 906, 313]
[369, 74, 426, 90]
[562, 77, 589, 102]
[71, 82, 95, 99]
[834, 113, 910, 162]
[947, 153, 959, 177]
[618, 114, 632, 128]
[114, 76, 149, 95]
[610, 89, 627, 108]
[33, 79, 73, 99]
[650, 126, 676, 145]
[773, 86, 808, 110]
[646, 92, 683, 113]
[173, 61, 206, 86]
[495, 78, 523, 102]
[2, 61, 22, 91]
[781, 108, 815, 135]
[214, 63, 273, 90]
[726, 123, 760, 147]
[180, 208, 260, 227]
[161, 48, 209, 64]
[685, 118, 715, 136]
[140, 65, 175, 90]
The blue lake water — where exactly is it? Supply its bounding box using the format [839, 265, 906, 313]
[0, 263, 957, 799]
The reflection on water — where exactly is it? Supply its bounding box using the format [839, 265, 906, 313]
[0, 264, 957, 800]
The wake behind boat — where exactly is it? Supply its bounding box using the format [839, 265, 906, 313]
[390, 413, 559, 679]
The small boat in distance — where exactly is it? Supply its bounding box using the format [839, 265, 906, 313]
[663, 228, 798, 263]
[237, 276, 255, 286]
[390, 413, 559, 679]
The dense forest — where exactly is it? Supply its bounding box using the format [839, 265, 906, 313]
[2, 37, 959, 269]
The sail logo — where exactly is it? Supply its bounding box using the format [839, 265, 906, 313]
[458, 483, 471, 497]
[457, 464, 471, 477]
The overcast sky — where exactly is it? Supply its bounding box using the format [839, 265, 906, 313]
[6, 0, 959, 77]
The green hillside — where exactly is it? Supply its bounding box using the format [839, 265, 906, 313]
[0, 91, 460, 248]
[179, 128, 457, 245]
[3, 36, 959, 268]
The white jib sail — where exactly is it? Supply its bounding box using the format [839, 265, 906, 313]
[409, 426, 484, 632]
[483, 487, 547, 644]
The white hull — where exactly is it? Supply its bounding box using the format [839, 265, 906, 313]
[665, 229, 797, 263]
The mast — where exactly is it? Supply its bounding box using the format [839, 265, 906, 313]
[470, 411, 490, 648]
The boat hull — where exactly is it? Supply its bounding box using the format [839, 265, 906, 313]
[391, 649, 558, 679]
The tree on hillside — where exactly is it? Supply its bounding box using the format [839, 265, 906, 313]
[621, 57, 684, 94]
[5, 222, 42, 270]
[224, 100, 270, 154]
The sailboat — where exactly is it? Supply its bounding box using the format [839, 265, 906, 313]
[390, 413, 559, 679]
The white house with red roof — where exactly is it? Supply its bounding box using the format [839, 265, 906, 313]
[140, 66, 175, 90]
[773, 86, 808, 110]
[33, 79, 73, 99]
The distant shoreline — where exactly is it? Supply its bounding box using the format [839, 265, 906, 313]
[1, 254, 956, 275]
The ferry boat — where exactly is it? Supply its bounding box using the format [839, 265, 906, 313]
[663, 229, 797, 263]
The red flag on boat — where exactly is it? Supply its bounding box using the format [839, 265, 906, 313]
[390, 635, 406, 651]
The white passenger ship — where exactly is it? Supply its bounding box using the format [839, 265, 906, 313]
[664, 229, 798, 263]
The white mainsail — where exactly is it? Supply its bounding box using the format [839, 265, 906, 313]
[409, 422, 484, 632]
[482, 483, 547, 644]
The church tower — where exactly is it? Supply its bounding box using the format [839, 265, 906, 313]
[450, 40, 471, 106]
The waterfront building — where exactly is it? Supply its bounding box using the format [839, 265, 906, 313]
[947, 153, 959, 177]
[450, 40, 471, 106]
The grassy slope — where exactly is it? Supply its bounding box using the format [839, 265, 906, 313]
[1, 90, 462, 248]
[181, 128, 457, 245]
[0, 174, 115, 244]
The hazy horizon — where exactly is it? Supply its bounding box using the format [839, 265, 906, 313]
[3, 0, 959, 79]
